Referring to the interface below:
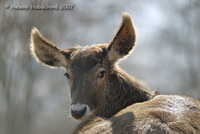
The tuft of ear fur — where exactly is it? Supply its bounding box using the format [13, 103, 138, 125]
[108, 12, 136, 62]
[30, 27, 67, 68]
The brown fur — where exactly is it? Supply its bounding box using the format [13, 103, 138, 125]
[75, 95, 200, 134]
[30, 12, 200, 133]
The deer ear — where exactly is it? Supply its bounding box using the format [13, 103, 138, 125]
[30, 27, 68, 68]
[108, 12, 136, 62]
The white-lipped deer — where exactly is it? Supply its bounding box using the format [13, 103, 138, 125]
[30, 12, 200, 134]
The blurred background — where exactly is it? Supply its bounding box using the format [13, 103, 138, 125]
[0, 0, 200, 134]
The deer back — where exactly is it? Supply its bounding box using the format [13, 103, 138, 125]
[75, 95, 200, 134]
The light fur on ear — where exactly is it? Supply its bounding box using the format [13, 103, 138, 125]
[108, 12, 136, 62]
[30, 27, 67, 68]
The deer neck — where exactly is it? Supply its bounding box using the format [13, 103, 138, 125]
[97, 67, 157, 118]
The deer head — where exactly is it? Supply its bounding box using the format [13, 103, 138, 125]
[30, 12, 138, 120]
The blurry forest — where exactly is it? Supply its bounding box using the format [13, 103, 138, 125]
[0, 0, 200, 134]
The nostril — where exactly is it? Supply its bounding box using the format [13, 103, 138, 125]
[71, 105, 87, 119]
[80, 106, 86, 115]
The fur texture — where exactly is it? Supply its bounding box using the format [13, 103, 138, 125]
[75, 95, 200, 134]
[30, 12, 200, 134]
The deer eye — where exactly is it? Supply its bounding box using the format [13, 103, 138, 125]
[64, 72, 70, 79]
[98, 70, 106, 78]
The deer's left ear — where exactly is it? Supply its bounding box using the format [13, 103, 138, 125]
[108, 12, 136, 62]
[30, 27, 68, 68]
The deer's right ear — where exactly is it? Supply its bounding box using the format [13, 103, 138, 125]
[30, 27, 68, 68]
[108, 12, 136, 62]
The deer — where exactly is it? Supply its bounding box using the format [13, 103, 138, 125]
[30, 12, 200, 134]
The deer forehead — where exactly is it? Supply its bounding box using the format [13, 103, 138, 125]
[67, 45, 107, 72]
[69, 44, 107, 58]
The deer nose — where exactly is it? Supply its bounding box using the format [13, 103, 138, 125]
[70, 103, 90, 120]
